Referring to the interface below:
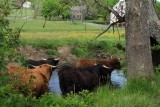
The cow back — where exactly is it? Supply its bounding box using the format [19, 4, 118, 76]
[6, 64, 54, 97]
[58, 64, 110, 94]
[76, 59, 96, 68]
[76, 58, 121, 70]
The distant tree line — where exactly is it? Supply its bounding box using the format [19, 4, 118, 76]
[39, 0, 118, 23]
[15, 0, 160, 23]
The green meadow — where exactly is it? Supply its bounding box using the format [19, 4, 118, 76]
[1, 19, 159, 107]
[10, 19, 125, 58]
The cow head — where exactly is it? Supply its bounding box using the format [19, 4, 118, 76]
[30, 64, 58, 81]
[41, 57, 61, 66]
[95, 64, 112, 84]
[30, 64, 57, 71]
[98, 64, 111, 74]
[109, 58, 121, 70]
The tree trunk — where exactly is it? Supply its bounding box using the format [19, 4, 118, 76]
[126, 0, 157, 78]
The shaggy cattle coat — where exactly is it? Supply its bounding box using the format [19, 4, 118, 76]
[76, 58, 121, 70]
[58, 64, 112, 95]
[7, 64, 57, 97]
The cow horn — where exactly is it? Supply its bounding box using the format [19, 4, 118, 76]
[93, 62, 97, 66]
[41, 58, 47, 60]
[54, 56, 62, 61]
[102, 65, 110, 69]
[51, 65, 57, 68]
[29, 64, 38, 68]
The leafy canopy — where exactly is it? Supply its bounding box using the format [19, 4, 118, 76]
[41, 0, 71, 20]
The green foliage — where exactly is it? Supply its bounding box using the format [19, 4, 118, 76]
[71, 39, 125, 59]
[0, 86, 94, 107]
[154, 65, 160, 73]
[39, 90, 94, 107]
[40, 0, 119, 21]
[88, 40, 109, 51]
[0, 0, 21, 71]
[41, 0, 70, 20]
[0, 84, 38, 107]
[1, 76, 160, 107]
[95, 0, 118, 21]
[151, 44, 160, 50]
[155, 1, 160, 16]
[72, 43, 91, 58]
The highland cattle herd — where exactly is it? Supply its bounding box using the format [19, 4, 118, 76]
[2, 56, 126, 97]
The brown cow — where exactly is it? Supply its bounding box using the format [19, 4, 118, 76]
[75, 58, 121, 85]
[76, 57, 121, 70]
[7, 64, 57, 97]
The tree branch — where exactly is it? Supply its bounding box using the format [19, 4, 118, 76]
[95, 21, 118, 39]
[94, 0, 124, 21]
[13, 0, 27, 9]
[94, 0, 125, 39]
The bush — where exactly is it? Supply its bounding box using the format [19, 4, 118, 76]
[87, 40, 109, 51]
[0, 0, 21, 71]
[38, 90, 94, 107]
[0, 84, 39, 107]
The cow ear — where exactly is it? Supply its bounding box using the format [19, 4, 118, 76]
[41, 58, 47, 60]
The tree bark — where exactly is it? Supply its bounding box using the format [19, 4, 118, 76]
[126, 0, 157, 78]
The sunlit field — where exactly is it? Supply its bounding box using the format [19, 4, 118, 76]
[10, 19, 125, 48]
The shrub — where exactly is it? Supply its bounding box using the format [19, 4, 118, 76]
[39, 90, 94, 107]
[0, 0, 21, 71]
[87, 40, 109, 51]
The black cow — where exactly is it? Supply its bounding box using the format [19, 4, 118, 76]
[58, 64, 113, 95]
[26, 57, 60, 68]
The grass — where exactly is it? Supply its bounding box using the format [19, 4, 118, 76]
[95, 76, 160, 107]
[10, 19, 108, 32]
[9, 9, 34, 17]
[1, 76, 160, 107]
